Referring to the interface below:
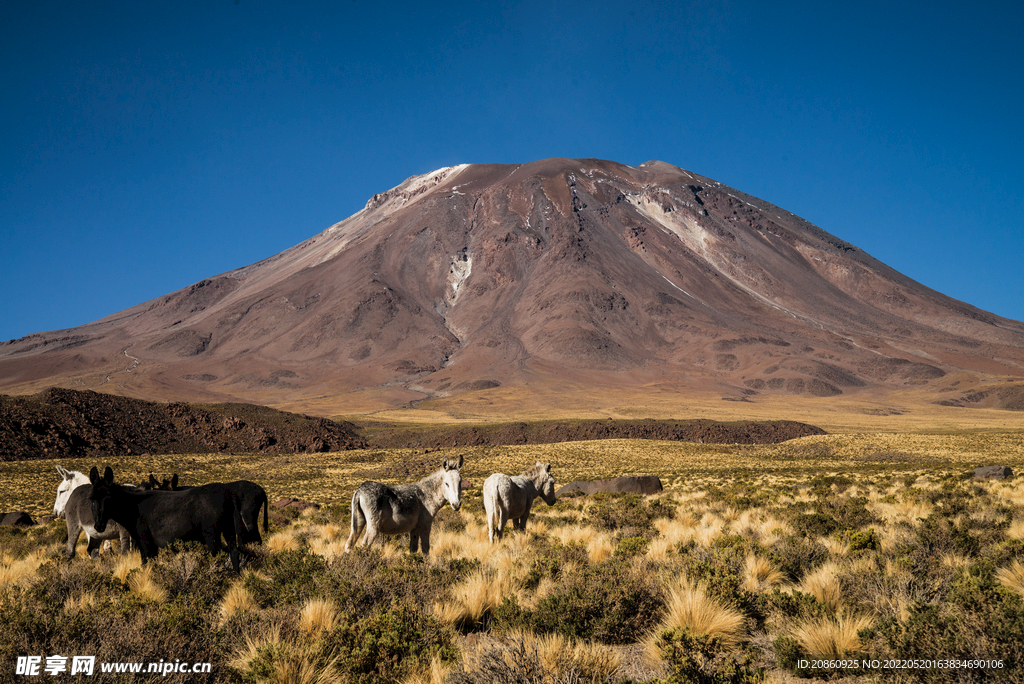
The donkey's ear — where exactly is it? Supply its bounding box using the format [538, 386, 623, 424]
[57, 465, 69, 479]
[89, 466, 100, 484]
[171, 474, 179, 490]
[545, 463, 551, 473]
[149, 474, 158, 487]
[103, 466, 114, 485]
[455, 454, 464, 470]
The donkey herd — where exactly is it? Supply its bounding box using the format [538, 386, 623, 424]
[53, 456, 557, 572]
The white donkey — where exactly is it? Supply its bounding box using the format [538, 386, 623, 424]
[345, 455, 463, 556]
[54, 465, 132, 557]
[484, 462, 556, 543]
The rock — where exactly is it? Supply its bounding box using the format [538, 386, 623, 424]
[974, 465, 1013, 480]
[556, 476, 663, 496]
[1, 511, 35, 526]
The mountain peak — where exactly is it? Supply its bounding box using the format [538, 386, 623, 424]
[3, 158, 1023, 414]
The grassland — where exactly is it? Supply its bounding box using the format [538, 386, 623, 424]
[2, 428, 1024, 682]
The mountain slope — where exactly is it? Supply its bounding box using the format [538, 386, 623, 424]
[3, 158, 1023, 413]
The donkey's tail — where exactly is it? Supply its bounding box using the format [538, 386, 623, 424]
[228, 491, 244, 573]
[344, 487, 365, 553]
[260, 487, 269, 533]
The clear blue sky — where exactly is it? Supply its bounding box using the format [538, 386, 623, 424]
[2, 0, 1022, 344]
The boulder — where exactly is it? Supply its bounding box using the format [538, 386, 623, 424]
[1, 511, 35, 526]
[974, 465, 1013, 480]
[556, 476, 663, 497]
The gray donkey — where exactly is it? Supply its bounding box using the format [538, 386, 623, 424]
[483, 462, 556, 543]
[345, 455, 463, 556]
[56, 466, 133, 558]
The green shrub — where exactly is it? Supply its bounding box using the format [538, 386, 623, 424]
[615, 536, 650, 558]
[656, 627, 764, 684]
[529, 559, 663, 643]
[843, 528, 880, 553]
[333, 604, 458, 684]
[587, 492, 675, 532]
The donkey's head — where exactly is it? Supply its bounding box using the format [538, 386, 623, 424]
[536, 462, 557, 506]
[88, 466, 118, 534]
[441, 455, 464, 511]
[54, 465, 89, 518]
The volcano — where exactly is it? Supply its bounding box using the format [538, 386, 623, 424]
[3, 158, 1023, 414]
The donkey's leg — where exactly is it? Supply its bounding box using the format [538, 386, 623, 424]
[419, 522, 432, 557]
[65, 519, 82, 559]
[514, 501, 534, 531]
[117, 525, 133, 554]
[344, 493, 366, 553]
[485, 498, 498, 544]
[496, 506, 508, 541]
[409, 532, 419, 553]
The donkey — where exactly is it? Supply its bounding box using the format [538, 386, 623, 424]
[345, 455, 463, 556]
[483, 462, 556, 543]
[85, 466, 244, 572]
[156, 474, 269, 545]
[55, 466, 132, 557]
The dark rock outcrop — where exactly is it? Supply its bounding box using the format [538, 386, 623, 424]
[557, 476, 663, 496]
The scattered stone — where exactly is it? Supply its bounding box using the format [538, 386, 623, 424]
[556, 476, 663, 497]
[974, 465, 1013, 480]
[1, 511, 35, 526]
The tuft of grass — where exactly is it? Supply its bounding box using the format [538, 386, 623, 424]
[797, 561, 842, 613]
[742, 553, 785, 593]
[996, 559, 1024, 596]
[218, 579, 257, 624]
[646, 577, 746, 657]
[791, 614, 873, 658]
[401, 655, 452, 684]
[0, 548, 48, 587]
[299, 597, 338, 635]
[433, 568, 510, 629]
[268, 530, 302, 554]
[127, 565, 168, 603]
[112, 554, 142, 583]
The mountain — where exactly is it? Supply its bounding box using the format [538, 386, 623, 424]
[3, 158, 1023, 414]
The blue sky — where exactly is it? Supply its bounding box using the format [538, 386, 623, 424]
[2, 0, 1022, 343]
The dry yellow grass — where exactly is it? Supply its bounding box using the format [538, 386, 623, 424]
[299, 597, 338, 635]
[218, 580, 257, 624]
[742, 554, 785, 593]
[401, 655, 452, 684]
[63, 591, 98, 614]
[797, 562, 842, 613]
[432, 568, 511, 628]
[548, 524, 615, 564]
[791, 614, 874, 658]
[0, 548, 48, 587]
[111, 554, 142, 583]
[127, 565, 168, 603]
[267, 529, 302, 554]
[647, 577, 746, 654]
[501, 630, 623, 682]
[996, 559, 1024, 596]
